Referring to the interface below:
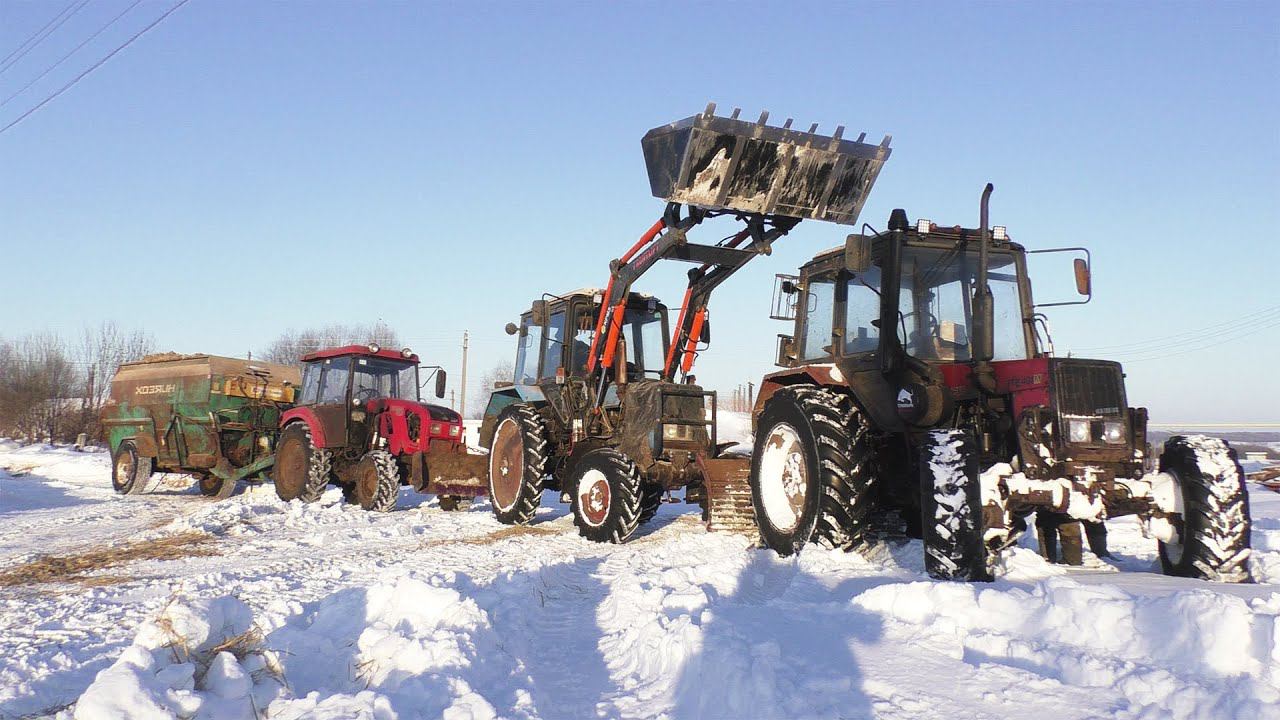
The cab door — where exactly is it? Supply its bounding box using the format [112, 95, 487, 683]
[312, 357, 351, 448]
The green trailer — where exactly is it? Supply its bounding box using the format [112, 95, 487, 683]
[101, 353, 299, 497]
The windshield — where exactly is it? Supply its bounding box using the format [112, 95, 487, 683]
[351, 356, 419, 401]
[623, 308, 666, 377]
[898, 246, 1026, 362]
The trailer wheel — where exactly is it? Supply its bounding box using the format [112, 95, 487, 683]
[920, 429, 991, 582]
[750, 386, 871, 556]
[488, 404, 547, 525]
[198, 473, 236, 499]
[351, 450, 399, 512]
[438, 495, 471, 512]
[569, 448, 644, 543]
[274, 424, 331, 503]
[111, 440, 151, 495]
[1157, 436, 1252, 583]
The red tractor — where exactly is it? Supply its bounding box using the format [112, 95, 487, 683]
[749, 186, 1252, 583]
[273, 344, 485, 511]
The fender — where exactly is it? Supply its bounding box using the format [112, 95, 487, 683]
[478, 387, 544, 450]
[280, 407, 327, 447]
[755, 361, 905, 432]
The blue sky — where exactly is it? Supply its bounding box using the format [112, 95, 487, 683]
[1, 1, 1277, 423]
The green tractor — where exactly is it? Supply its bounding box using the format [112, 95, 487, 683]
[475, 105, 891, 542]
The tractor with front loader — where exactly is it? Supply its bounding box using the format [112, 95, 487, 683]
[477, 105, 892, 543]
[275, 344, 487, 511]
[749, 185, 1252, 582]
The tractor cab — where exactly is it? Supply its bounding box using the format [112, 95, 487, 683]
[289, 344, 453, 454]
[507, 289, 670, 389]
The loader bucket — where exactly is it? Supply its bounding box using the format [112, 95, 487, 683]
[642, 105, 891, 225]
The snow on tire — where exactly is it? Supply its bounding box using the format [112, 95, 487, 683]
[569, 448, 644, 543]
[274, 423, 331, 504]
[1157, 435, 1252, 583]
[488, 404, 547, 525]
[749, 386, 872, 556]
[920, 429, 991, 582]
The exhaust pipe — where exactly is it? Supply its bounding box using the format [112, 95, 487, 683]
[973, 183, 995, 364]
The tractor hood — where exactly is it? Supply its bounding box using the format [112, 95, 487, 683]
[642, 105, 891, 225]
[365, 398, 461, 423]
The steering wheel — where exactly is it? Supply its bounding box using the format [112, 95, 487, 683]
[353, 387, 380, 403]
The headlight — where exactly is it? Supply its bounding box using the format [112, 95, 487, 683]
[1102, 421, 1124, 444]
[662, 424, 694, 441]
[1067, 419, 1090, 443]
[430, 422, 442, 435]
[449, 425, 460, 437]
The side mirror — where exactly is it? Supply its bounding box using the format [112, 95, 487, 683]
[1073, 258, 1091, 296]
[531, 300, 549, 326]
[504, 322, 518, 335]
[434, 369, 447, 399]
[699, 320, 711, 344]
[844, 234, 873, 273]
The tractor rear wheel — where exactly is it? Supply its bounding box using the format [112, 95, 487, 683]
[750, 386, 871, 556]
[1157, 436, 1252, 582]
[274, 424, 331, 503]
[920, 429, 992, 582]
[111, 440, 151, 495]
[569, 448, 644, 543]
[488, 404, 547, 525]
[351, 450, 400, 512]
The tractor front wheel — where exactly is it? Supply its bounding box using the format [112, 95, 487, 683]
[351, 450, 400, 512]
[274, 424, 331, 503]
[111, 440, 151, 495]
[1157, 436, 1252, 582]
[569, 448, 644, 543]
[488, 404, 548, 525]
[920, 429, 992, 582]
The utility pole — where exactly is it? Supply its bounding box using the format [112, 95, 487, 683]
[747, 381, 754, 410]
[460, 331, 469, 419]
[450, 389, 456, 410]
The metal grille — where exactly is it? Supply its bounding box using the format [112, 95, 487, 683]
[1054, 361, 1125, 417]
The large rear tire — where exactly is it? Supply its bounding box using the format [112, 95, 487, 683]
[274, 424, 331, 503]
[920, 429, 991, 582]
[1157, 436, 1252, 583]
[569, 448, 644, 543]
[488, 404, 547, 525]
[111, 440, 151, 495]
[351, 450, 400, 512]
[749, 386, 872, 556]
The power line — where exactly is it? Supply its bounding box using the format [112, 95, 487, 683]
[0, 0, 146, 110]
[1070, 305, 1280, 355]
[0, 0, 91, 77]
[0, 0, 191, 138]
[0, 0, 76, 66]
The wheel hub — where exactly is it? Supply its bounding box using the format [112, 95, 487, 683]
[757, 423, 808, 533]
[577, 469, 611, 526]
[489, 418, 523, 512]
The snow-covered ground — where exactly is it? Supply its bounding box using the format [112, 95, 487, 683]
[2, 436, 1279, 720]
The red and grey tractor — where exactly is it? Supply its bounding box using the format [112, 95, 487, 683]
[749, 185, 1252, 582]
[274, 344, 486, 511]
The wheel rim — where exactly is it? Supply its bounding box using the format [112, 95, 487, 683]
[577, 468, 611, 527]
[114, 451, 135, 490]
[489, 417, 524, 512]
[355, 459, 379, 509]
[757, 422, 808, 533]
[275, 435, 305, 499]
[1162, 469, 1188, 565]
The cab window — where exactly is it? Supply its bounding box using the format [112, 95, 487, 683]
[801, 277, 836, 360]
[844, 266, 882, 354]
[540, 311, 566, 379]
[299, 363, 321, 404]
[318, 357, 350, 404]
[514, 317, 541, 385]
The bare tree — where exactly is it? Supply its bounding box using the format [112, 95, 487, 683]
[0, 333, 78, 441]
[470, 360, 514, 418]
[75, 322, 154, 439]
[261, 322, 401, 365]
